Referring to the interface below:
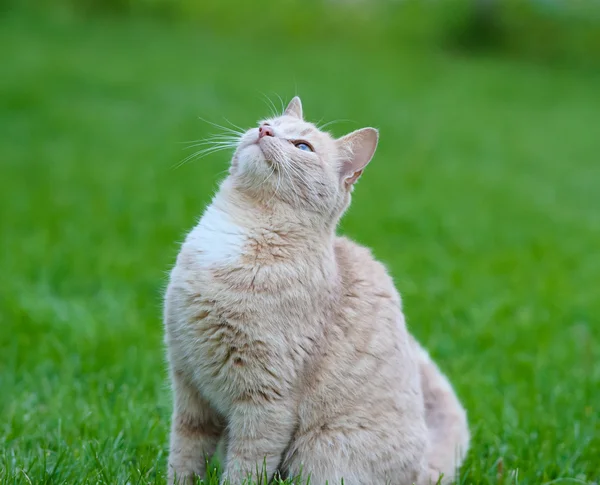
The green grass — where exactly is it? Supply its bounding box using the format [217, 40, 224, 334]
[1, 6, 599, 485]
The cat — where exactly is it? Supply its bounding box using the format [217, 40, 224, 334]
[164, 97, 469, 485]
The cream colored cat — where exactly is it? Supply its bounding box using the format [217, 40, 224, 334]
[164, 97, 469, 485]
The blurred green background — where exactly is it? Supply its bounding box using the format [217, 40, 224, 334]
[1, 0, 599, 483]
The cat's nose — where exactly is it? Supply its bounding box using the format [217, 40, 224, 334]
[258, 124, 275, 139]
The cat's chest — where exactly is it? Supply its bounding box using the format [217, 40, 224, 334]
[189, 205, 249, 270]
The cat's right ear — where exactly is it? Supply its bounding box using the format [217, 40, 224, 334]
[284, 96, 303, 119]
[337, 127, 379, 189]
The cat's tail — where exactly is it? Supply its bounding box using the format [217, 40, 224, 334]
[411, 337, 470, 485]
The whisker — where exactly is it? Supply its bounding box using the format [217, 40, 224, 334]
[282, 167, 298, 207]
[223, 117, 246, 133]
[204, 133, 242, 140]
[267, 166, 282, 205]
[285, 162, 321, 205]
[177, 134, 240, 145]
[173, 144, 233, 170]
[284, 160, 313, 185]
[184, 141, 238, 150]
[198, 117, 245, 136]
[185, 137, 239, 145]
[259, 92, 279, 119]
[317, 119, 354, 131]
[181, 129, 241, 153]
[173, 115, 245, 170]
[274, 93, 285, 115]
[215, 167, 232, 179]
[279, 162, 303, 208]
[257, 165, 275, 192]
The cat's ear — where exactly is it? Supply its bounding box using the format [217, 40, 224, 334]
[337, 127, 379, 187]
[284, 96, 303, 119]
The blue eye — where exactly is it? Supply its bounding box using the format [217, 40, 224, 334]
[294, 141, 313, 152]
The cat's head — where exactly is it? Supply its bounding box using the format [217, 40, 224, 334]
[230, 96, 378, 224]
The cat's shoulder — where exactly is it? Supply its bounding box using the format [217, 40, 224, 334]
[334, 235, 373, 260]
[333, 236, 402, 310]
[334, 236, 391, 281]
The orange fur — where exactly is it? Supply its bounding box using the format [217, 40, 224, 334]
[164, 97, 469, 485]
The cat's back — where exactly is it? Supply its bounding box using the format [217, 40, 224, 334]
[290, 236, 427, 483]
[333, 235, 401, 309]
[327, 235, 419, 394]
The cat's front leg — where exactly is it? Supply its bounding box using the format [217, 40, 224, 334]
[168, 369, 225, 485]
[221, 399, 295, 485]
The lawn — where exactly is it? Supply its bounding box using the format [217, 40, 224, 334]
[1, 5, 599, 484]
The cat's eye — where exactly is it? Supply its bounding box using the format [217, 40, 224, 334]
[293, 141, 314, 152]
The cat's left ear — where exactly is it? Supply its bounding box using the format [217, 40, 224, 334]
[284, 96, 303, 119]
[337, 127, 379, 188]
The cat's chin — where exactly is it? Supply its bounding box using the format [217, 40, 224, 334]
[233, 144, 275, 187]
[238, 143, 273, 167]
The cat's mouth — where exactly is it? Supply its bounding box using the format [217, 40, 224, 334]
[256, 137, 279, 166]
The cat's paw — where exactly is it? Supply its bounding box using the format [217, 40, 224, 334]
[168, 471, 202, 485]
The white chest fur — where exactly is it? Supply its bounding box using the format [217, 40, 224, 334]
[189, 203, 249, 269]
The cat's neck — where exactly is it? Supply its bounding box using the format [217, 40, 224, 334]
[190, 178, 339, 292]
[210, 177, 336, 250]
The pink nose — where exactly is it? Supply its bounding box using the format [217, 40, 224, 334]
[258, 124, 275, 139]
